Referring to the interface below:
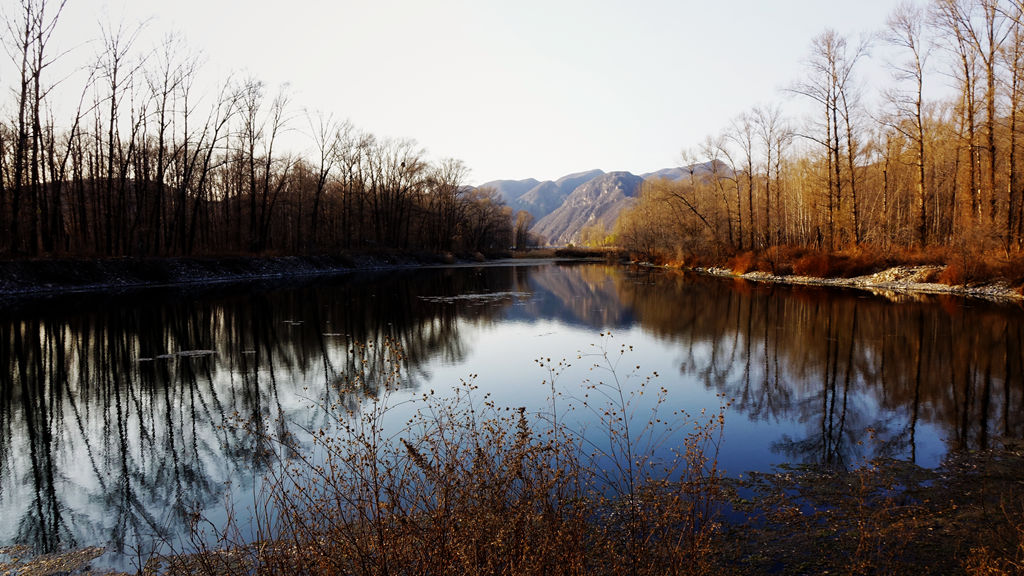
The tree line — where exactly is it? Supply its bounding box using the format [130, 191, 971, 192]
[616, 0, 1024, 267]
[0, 1, 515, 259]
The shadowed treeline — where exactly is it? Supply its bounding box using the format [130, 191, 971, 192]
[0, 2, 517, 259]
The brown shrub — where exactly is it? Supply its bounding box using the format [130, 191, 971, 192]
[938, 262, 968, 286]
[728, 251, 759, 274]
[995, 253, 1024, 288]
[763, 245, 808, 276]
[677, 249, 714, 269]
[788, 246, 886, 279]
[894, 245, 949, 267]
[833, 246, 886, 278]
[938, 251, 1006, 285]
[792, 252, 831, 278]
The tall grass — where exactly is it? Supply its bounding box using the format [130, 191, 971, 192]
[154, 335, 728, 576]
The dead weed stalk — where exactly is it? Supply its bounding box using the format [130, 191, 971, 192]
[157, 335, 728, 576]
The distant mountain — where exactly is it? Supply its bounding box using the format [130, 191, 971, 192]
[480, 161, 728, 246]
[642, 161, 721, 182]
[485, 178, 540, 206]
[641, 167, 688, 181]
[480, 169, 604, 222]
[531, 171, 643, 246]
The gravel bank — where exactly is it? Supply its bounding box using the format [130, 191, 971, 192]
[694, 264, 1024, 303]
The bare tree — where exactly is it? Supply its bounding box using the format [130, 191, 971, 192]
[140, 34, 191, 255]
[887, 1, 933, 246]
[513, 210, 534, 250]
[93, 17, 145, 254]
[933, 0, 984, 226]
[2, 0, 68, 254]
[754, 104, 792, 246]
[1002, 1, 1024, 248]
[306, 111, 349, 252]
[460, 187, 511, 252]
[791, 29, 869, 248]
[708, 133, 743, 249]
[728, 112, 757, 249]
[423, 158, 468, 251]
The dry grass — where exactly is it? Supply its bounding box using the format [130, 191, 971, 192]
[0, 546, 109, 575]
[149, 335, 728, 576]
[8, 447, 1023, 575]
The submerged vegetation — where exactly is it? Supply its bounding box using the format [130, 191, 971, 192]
[723, 448, 1024, 575]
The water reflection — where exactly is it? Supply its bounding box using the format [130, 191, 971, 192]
[0, 268, 523, 565]
[608, 269, 1024, 468]
[0, 263, 1021, 563]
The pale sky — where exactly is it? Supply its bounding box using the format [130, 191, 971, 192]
[28, 0, 904, 185]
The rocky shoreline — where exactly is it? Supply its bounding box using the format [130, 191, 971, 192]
[692, 264, 1024, 303]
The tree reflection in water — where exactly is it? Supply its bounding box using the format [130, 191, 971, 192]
[0, 263, 1021, 565]
[0, 267, 519, 565]
[610, 268, 1024, 468]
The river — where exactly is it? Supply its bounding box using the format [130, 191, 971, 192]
[1, 261, 1021, 570]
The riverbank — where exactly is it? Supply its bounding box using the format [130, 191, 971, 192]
[0, 248, 621, 300]
[0, 253, 451, 297]
[688, 264, 1024, 303]
[625, 244, 1024, 303]
[2, 249, 1021, 307]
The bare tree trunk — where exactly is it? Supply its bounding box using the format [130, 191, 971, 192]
[1010, 25, 1022, 250]
[840, 91, 861, 245]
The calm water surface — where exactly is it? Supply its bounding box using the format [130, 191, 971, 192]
[1, 261, 1022, 568]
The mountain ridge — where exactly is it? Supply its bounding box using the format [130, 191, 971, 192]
[531, 171, 643, 245]
[481, 163, 717, 246]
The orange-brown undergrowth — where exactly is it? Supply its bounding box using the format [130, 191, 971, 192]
[710, 244, 1024, 290]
